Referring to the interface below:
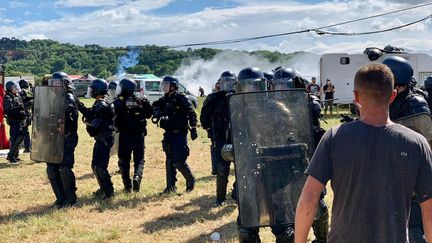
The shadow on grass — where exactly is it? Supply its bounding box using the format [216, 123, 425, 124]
[185, 220, 238, 243]
[141, 195, 236, 233]
[76, 173, 94, 180]
[0, 204, 54, 224]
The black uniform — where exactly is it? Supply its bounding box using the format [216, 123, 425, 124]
[200, 91, 231, 204]
[389, 88, 430, 243]
[113, 94, 152, 192]
[19, 88, 33, 152]
[47, 91, 79, 207]
[79, 98, 115, 198]
[153, 92, 197, 192]
[3, 91, 27, 162]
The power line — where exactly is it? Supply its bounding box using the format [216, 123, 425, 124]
[168, 2, 432, 48]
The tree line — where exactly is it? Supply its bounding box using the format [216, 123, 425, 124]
[0, 37, 295, 83]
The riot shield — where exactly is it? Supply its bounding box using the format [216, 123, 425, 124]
[31, 86, 66, 164]
[395, 112, 432, 148]
[229, 89, 314, 228]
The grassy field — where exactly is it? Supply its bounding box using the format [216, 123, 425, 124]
[0, 97, 349, 242]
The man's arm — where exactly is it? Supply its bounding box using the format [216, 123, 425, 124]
[295, 176, 325, 243]
[421, 198, 432, 242]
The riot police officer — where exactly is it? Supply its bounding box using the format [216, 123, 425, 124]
[201, 71, 235, 206]
[272, 67, 328, 243]
[46, 71, 79, 208]
[77, 79, 115, 199]
[18, 79, 33, 153]
[152, 76, 197, 194]
[113, 78, 152, 192]
[3, 81, 27, 163]
[383, 56, 430, 243]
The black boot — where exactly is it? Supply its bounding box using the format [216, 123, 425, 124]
[162, 159, 177, 194]
[118, 163, 132, 192]
[92, 166, 114, 199]
[133, 159, 145, 192]
[47, 165, 65, 208]
[176, 162, 195, 192]
[59, 166, 77, 206]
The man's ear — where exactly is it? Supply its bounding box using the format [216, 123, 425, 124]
[389, 89, 397, 104]
[353, 90, 360, 105]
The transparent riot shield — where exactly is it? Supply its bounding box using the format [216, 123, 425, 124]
[31, 86, 66, 164]
[229, 89, 314, 228]
[395, 112, 432, 148]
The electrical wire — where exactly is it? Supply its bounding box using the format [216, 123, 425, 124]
[168, 2, 432, 48]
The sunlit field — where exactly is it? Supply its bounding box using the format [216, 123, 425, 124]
[0, 97, 350, 242]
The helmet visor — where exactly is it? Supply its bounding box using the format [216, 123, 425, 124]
[273, 78, 294, 90]
[49, 78, 63, 87]
[219, 77, 235, 92]
[6, 81, 21, 93]
[236, 79, 267, 93]
[160, 80, 171, 94]
[115, 84, 122, 96]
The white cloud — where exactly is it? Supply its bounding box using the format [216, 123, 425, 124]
[9, 1, 29, 8]
[22, 34, 48, 41]
[0, 18, 15, 24]
[0, 0, 431, 56]
[54, 0, 123, 7]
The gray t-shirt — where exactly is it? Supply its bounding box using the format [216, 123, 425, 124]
[306, 120, 432, 243]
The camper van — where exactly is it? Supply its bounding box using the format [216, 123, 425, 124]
[320, 47, 432, 104]
[114, 74, 198, 108]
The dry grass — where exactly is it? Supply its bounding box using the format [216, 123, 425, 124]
[0, 97, 347, 242]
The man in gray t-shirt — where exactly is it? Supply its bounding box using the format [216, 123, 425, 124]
[294, 63, 432, 243]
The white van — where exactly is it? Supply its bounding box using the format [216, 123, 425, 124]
[320, 48, 432, 104]
[131, 74, 199, 108]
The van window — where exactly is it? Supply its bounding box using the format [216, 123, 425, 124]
[340, 57, 350, 65]
[178, 83, 186, 93]
[134, 80, 141, 91]
[145, 81, 160, 92]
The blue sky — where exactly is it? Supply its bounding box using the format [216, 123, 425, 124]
[0, 0, 431, 54]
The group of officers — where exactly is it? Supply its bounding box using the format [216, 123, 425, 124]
[2, 54, 430, 242]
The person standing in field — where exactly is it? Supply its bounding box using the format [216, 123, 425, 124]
[323, 79, 335, 115]
[295, 63, 432, 243]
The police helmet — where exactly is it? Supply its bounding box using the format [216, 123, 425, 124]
[116, 78, 137, 96]
[5, 80, 21, 93]
[382, 56, 413, 86]
[89, 79, 108, 98]
[424, 76, 432, 88]
[49, 71, 73, 89]
[235, 67, 266, 93]
[161, 76, 179, 94]
[273, 67, 296, 90]
[219, 71, 236, 92]
[18, 79, 30, 89]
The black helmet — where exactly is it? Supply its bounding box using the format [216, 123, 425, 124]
[18, 79, 30, 89]
[50, 71, 73, 89]
[161, 76, 179, 94]
[5, 81, 20, 93]
[219, 71, 236, 92]
[424, 76, 432, 88]
[89, 79, 108, 98]
[273, 67, 296, 90]
[108, 81, 118, 90]
[382, 56, 413, 86]
[235, 67, 266, 93]
[117, 78, 137, 96]
[263, 71, 274, 81]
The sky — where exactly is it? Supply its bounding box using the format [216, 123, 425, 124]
[0, 0, 431, 54]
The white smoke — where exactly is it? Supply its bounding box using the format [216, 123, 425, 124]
[116, 47, 141, 76]
[173, 50, 320, 96]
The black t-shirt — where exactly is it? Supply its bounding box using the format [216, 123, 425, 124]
[306, 121, 432, 243]
[323, 84, 334, 100]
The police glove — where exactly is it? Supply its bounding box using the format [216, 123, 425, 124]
[190, 127, 198, 140]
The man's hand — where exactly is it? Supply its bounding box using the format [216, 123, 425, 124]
[421, 198, 432, 242]
[190, 127, 198, 140]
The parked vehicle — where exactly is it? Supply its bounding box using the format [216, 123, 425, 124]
[320, 46, 432, 104]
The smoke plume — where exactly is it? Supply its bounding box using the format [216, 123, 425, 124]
[116, 47, 141, 76]
[173, 50, 320, 96]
